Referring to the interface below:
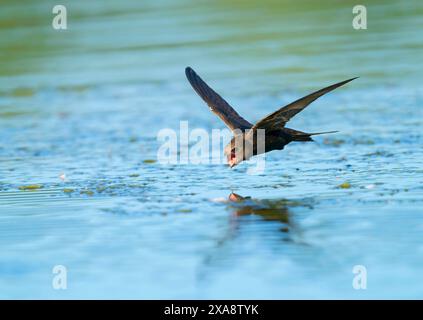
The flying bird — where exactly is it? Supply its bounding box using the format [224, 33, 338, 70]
[185, 67, 357, 168]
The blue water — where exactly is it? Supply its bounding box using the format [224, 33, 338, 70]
[0, 0, 422, 298]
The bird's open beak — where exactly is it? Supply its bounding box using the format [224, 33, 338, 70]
[228, 158, 236, 168]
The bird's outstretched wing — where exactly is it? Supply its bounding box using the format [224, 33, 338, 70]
[185, 67, 253, 131]
[253, 77, 357, 131]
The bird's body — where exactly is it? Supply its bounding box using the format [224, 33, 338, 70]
[224, 127, 335, 167]
[185, 67, 356, 167]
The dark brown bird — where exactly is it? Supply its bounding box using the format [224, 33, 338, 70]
[185, 67, 357, 168]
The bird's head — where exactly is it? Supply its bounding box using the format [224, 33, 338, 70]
[224, 143, 244, 168]
[224, 133, 256, 168]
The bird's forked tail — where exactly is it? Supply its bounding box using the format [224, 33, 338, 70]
[288, 129, 338, 142]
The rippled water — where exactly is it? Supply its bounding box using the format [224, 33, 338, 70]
[0, 0, 422, 298]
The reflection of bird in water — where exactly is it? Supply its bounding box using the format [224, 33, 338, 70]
[226, 192, 313, 240]
[185, 66, 357, 168]
[196, 192, 311, 282]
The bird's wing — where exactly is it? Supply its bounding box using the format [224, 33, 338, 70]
[253, 77, 357, 131]
[185, 67, 253, 131]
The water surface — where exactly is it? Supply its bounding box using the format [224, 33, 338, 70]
[0, 0, 422, 298]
